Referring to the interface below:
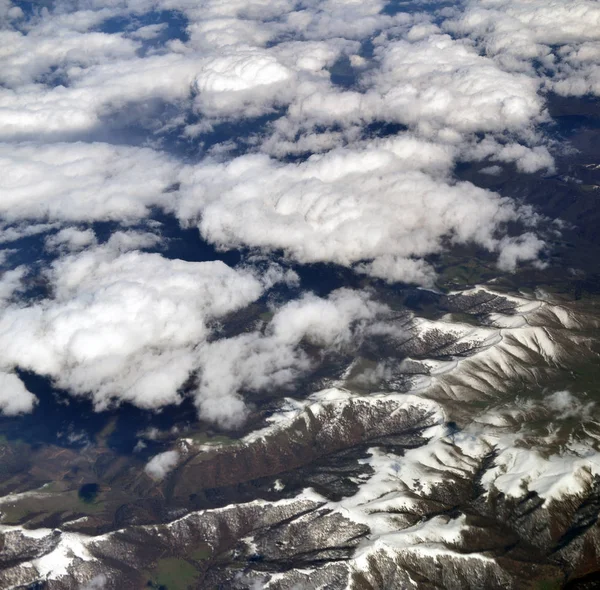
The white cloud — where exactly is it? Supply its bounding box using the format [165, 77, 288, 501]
[0, 0, 23, 23]
[0, 142, 178, 222]
[0, 245, 284, 414]
[196, 289, 386, 427]
[448, 0, 600, 59]
[81, 574, 108, 590]
[45, 228, 98, 253]
[446, 0, 600, 96]
[0, 51, 200, 140]
[0, 0, 583, 428]
[0, 371, 37, 415]
[552, 42, 600, 96]
[145, 449, 180, 480]
[196, 52, 292, 93]
[0, 266, 26, 304]
[496, 233, 546, 272]
[177, 136, 543, 285]
[544, 390, 594, 419]
[0, 28, 138, 88]
[194, 50, 295, 117]
[466, 139, 554, 174]
[130, 23, 168, 40]
[365, 34, 545, 137]
[259, 31, 550, 163]
[357, 256, 437, 287]
[0, 222, 59, 245]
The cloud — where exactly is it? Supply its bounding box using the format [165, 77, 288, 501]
[0, 0, 367, 138]
[0, 0, 23, 23]
[496, 233, 546, 272]
[0, 142, 178, 222]
[195, 289, 387, 427]
[80, 574, 108, 590]
[0, 222, 59, 245]
[45, 228, 98, 253]
[145, 450, 180, 480]
[0, 51, 200, 140]
[446, 0, 600, 96]
[357, 256, 438, 287]
[448, 0, 600, 58]
[130, 23, 168, 40]
[0, 0, 583, 429]
[552, 42, 600, 96]
[465, 139, 554, 174]
[0, 266, 26, 304]
[365, 34, 545, 136]
[194, 50, 294, 117]
[0, 28, 138, 88]
[544, 390, 594, 419]
[0, 0, 556, 158]
[177, 135, 543, 285]
[260, 31, 550, 166]
[0, 371, 37, 415]
[0, 243, 288, 414]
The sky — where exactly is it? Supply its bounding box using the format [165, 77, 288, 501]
[0, 0, 598, 427]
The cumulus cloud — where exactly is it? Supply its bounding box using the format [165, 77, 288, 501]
[0, 0, 23, 23]
[81, 574, 108, 590]
[357, 256, 437, 287]
[0, 0, 382, 138]
[0, 0, 586, 428]
[177, 136, 543, 285]
[45, 227, 98, 253]
[194, 50, 294, 117]
[448, 0, 600, 60]
[552, 42, 600, 96]
[0, 51, 200, 140]
[496, 233, 546, 272]
[466, 139, 554, 174]
[0, 142, 178, 222]
[365, 34, 545, 137]
[446, 0, 600, 96]
[145, 450, 180, 480]
[545, 390, 595, 419]
[0, 244, 289, 413]
[0, 266, 26, 304]
[260, 30, 551, 164]
[0, 371, 37, 415]
[196, 289, 386, 427]
[130, 23, 168, 40]
[0, 28, 138, 88]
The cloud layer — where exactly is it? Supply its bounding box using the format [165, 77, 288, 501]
[0, 240, 290, 416]
[0, 235, 397, 426]
[177, 136, 544, 285]
[0, 0, 595, 423]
